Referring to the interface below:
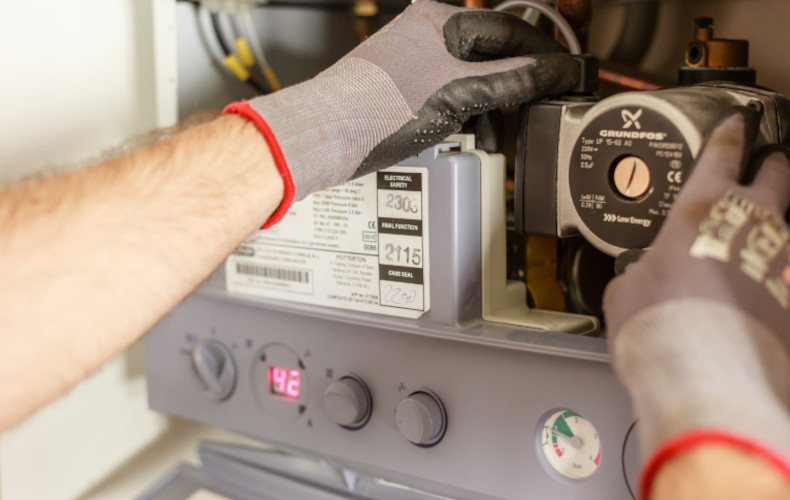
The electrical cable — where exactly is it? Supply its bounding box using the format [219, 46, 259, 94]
[518, 0, 553, 24]
[239, 3, 282, 91]
[206, 8, 271, 94]
[210, 12, 234, 56]
[227, 10, 257, 68]
[494, 0, 582, 55]
[228, 10, 243, 38]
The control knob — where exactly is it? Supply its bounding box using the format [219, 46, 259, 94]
[323, 376, 372, 429]
[191, 339, 236, 401]
[612, 156, 651, 199]
[395, 390, 447, 446]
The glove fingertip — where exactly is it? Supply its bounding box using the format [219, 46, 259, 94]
[528, 52, 583, 98]
[686, 106, 760, 186]
[443, 10, 568, 62]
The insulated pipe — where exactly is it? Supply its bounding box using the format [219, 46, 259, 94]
[608, 0, 660, 67]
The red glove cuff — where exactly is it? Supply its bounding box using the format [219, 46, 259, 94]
[222, 100, 295, 229]
[641, 430, 790, 500]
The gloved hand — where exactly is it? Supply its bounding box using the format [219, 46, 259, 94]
[603, 109, 790, 498]
[225, 0, 580, 227]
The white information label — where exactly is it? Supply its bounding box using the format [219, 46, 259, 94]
[226, 167, 430, 318]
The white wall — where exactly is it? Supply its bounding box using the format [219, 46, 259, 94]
[0, 1, 177, 499]
[0, 0, 176, 183]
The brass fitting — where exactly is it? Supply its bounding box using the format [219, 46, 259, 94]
[685, 17, 749, 68]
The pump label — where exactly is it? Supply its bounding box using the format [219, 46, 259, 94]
[226, 167, 430, 318]
[569, 106, 693, 250]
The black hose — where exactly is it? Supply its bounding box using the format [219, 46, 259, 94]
[608, 1, 660, 67]
[210, 12, 234, 57]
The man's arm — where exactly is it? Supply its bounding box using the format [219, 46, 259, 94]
[653, 446, 790, 500]
[0, 0, 578, 432]
[0, 114, 282, 432]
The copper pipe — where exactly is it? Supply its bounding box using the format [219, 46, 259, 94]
[598, 61, 673, 94]
[599, 69, 663, 91]
[464, 0, 489, 8]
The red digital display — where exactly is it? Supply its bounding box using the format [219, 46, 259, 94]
[268, 366, 301, 400]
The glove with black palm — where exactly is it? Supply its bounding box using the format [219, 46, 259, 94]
[225, 0, 579, 227]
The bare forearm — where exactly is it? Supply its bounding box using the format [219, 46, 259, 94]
[0, 115, 281, 431]
[652, 446, 790, 500]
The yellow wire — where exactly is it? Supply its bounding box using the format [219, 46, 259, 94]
[222, 54, 251, 82]
[263, 66, 282, 91]
[235, 38, 255, 67]
[239, 3, 282, 92]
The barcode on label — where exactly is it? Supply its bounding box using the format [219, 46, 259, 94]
[235, 263, 310, 284]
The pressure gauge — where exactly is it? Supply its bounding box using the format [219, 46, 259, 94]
[539, 409, 602, 480]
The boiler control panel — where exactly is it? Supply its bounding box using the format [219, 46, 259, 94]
[145, 141, 641, 500]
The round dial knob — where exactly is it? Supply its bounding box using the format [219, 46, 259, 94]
[323, 376, 372, 429]
[191, 340, 236, 401]
[612, 156, 651, 199]
[395, 391, 447, 446]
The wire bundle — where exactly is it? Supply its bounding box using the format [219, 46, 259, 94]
[202, 2, 282, 94]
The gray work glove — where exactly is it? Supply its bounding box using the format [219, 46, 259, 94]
[225, 0, 579, 227]
[603, 109, 790, 497]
